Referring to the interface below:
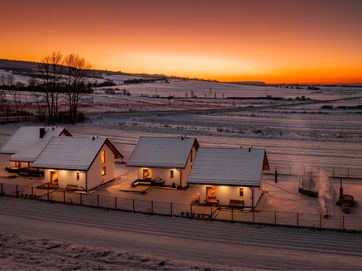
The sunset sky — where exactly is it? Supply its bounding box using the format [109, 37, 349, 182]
[1, 0, 362, 83]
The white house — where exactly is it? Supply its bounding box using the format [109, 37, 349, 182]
[188, 147, 269, 209]
[127, 136, 199, 188]
[31, 137, 123, 191]
[0, 126, 71, 171]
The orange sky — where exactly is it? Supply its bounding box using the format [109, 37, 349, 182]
[1, 0, 362, 83]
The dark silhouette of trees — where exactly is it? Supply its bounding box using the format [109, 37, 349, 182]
[38, 51, 64, 121]
[36, 51, 93, 123]
[64, 53, 92, 122]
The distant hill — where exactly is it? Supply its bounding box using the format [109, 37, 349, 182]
[226, 81, 266, 86]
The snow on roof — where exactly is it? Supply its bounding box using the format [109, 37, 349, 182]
[32, 137, 119, 171]
[127, 136, 198, 168]
[188, 147, 268, 187]
[0, 126, 70, 162]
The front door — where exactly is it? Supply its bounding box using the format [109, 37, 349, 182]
[49, 171, 58, 186]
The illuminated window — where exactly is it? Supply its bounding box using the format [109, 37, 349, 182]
[239, 187, 244, 197]
[170, 170, 174, 179]
[101, 150, 106, 164]
[15, 162, 20, 168]
[101, 166, 106, 176]
[76, 172, 80, 180]
[142, 168, 152, 179]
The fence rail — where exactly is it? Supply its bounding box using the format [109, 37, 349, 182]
[1, 182, 361, 232]
[266, 164, 362, 179]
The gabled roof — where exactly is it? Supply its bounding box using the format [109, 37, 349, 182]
[0, 126, 71, 162]
[32, 137, 122, 171]
[127, 136, 199, 168]
[188, 147, 269, 187]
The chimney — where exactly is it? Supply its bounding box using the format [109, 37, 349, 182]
[39, 128, 46, 138]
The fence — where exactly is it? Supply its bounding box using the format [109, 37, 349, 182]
[266, 164, 362, 180]
[1, 182, 361, 232]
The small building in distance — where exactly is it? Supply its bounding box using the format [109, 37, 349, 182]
[127, 136, 199, 188]
[0, 126, 71, 172]
[32, 136, 123, 191]
[188, 147, 269, 209]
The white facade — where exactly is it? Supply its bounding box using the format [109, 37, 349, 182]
[135, 145, 197, 187]
[195, 184, 263, 208]
[42, 143, 116, 191]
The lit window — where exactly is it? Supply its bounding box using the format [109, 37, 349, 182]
[239, 188, 244, 197]
[76, 172, 80, 180]
[170, 170, 174, 179]
[101, 166, 106, 176]
[101, 150, 106, 164]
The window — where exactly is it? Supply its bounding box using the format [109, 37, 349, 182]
[101, 150, 106, 164]
[15, 162, 20, 168]
[239, 187, 244, 197]
[142, 168, 152, 179]
[101, 166, 106, 176]
[170, 170, 174, 179]
[76, 172, 80, 180]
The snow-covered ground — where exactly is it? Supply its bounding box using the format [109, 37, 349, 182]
[1, 196, 362, 270]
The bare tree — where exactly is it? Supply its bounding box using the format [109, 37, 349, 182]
[0, 74, 5, 86]
[7, 73, 14, 86]
[38, 51, 64, 121]
[64, 53, 92, 122]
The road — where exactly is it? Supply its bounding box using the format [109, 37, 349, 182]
[0, 197, 362, 270]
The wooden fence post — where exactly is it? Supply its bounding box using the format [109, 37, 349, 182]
[342, 216, 345, 230]
[170, 202, 173, 216]
[63, 191, 66, 203]
[231, 208, 234, 222]
[132, 199, 135, 212]
[253, 211, 255, 223]
[97, 194, 100, 207]
[297, 212, 299, 227]
[0, 183, 3, 194]
[190, 203, 193, 215]
[47, 187, 49, 201]
[80, 193, 83, 206]
[151, 200, 154, 214]
[31, 186, 34, 197]
[114, 197, 117, 209]
[274, 211, 277, 224]
[319, 214, 322, 228]
[16, 185, 19, 198]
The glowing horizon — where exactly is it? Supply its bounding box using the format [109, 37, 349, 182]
[1, 0, 362, 84]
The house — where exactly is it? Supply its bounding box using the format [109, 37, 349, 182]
[0, 126, 71, 171]
[188, 147, 269, 209]
[31, 136, 123, 191]
[127, 136, 199, 188]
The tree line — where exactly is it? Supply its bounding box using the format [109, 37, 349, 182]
[0, 51, 93, 123]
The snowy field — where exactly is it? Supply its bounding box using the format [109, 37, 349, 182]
[1, 197, 362, 270]
[1, 76, 362, 269]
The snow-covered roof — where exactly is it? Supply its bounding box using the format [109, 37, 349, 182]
[188, 147, 269, 187]
[127, 136, 198, 168]
[32, 137, 122, 171]
[0, 126, 70, 162]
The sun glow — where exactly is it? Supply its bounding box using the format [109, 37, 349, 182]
[1, 0, 362, 83]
